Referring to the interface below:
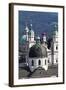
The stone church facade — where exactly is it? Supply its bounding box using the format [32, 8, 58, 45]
[19, 23, 58, 72]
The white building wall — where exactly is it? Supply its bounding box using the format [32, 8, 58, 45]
[54, 53, 58, 65]
[53, 36, 58, 42]
[54, 42, 58, 51]
[43, 36, 46, 42]
[47, 49, 52, 65]
[31, 37, 34, 41]
[48, 54, 52, 65]
[29, 41, 36, 48]
[41, 58, 48, 70]
[29, 37, 34, 42]
[53, 42, 58, 65]
[28, 57, 48, 72]
[52, 30, 58, 65]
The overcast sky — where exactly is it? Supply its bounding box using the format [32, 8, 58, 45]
[19, 11, 58, 41]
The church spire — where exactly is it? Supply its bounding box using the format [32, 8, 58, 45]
[30, 19, 33, 30]
[53, 24, 58, 42]
[30, 23, 33, 30]
[25, 23, 29, 33]
[25, 23, 29, 41]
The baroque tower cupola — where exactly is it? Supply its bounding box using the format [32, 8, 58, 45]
[25, 23, 29, 41]
[28, 23, 34, 41]
[42, 33, 47, 43]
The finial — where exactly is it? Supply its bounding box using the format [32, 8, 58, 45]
[25, 22, 29, 32]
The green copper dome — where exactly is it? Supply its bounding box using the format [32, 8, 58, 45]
[29, 43, 47, 58]
[20, 35, 27, 44]
[28, 30, 34, 36]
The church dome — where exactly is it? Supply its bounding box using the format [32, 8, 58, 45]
[25, 26, 29, 32]
[28, 23, 34, 37]
[20, 35, 27, 44]
[29, 43, 47, 58]
[28, 30, 34, 36]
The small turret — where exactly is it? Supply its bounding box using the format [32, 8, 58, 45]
[51, 24, 58, 65]
[25, 23, 29, 33]
[42, 33, 47, 43]
[36, 36, 40, 44]
[25, 24, 29, 41]
[28, 23, 34, 42]
[30, 23, 33, 30]
[53, 24, 58, 42]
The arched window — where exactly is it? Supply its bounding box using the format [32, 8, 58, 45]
[32, 60, 34, 66]
[38, 60, 41, 65]
[45, 60, 46, 65]
[48, 59, 50, 63]
[56, 59, 58, 63]
[56, 46, 58, 50]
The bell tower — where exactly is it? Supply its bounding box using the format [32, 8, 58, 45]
[28, 23, 34, 41]
[41, 33, 47, 48]
[25, 23, 29, 41]
[42, 33, 47, 43]
[51, 24, 58, 65]
[28, 23, 35, 48]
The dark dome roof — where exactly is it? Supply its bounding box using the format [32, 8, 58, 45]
[29, 43, 47, 58]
